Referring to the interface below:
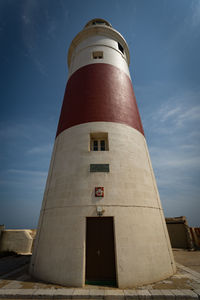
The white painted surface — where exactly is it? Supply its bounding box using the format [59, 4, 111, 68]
[69, 35, 130, 78]
[38, 122, 163, 210]
[68, 22, 130, 76]
[30, 122, 176, 287]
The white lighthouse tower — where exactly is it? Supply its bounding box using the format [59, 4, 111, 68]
[30, 18, 176, 288]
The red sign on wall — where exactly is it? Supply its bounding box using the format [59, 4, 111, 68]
[95, 187, 104, 197]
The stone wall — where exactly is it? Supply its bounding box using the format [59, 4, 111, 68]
[166, 216, 194, 250]
[0, 229, 36, 254]
[190, 227, 200, 249]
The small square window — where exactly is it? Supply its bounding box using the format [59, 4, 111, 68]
[90, 132, 108, 151]
[92, 51, 103, 59]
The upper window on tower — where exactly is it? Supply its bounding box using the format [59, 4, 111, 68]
[90, 132, 109, 151]
[92, 51, 103, 59]
[85, 19, 112, 28]
[118, 42, 124, 54]
[92, 20, 106, 25]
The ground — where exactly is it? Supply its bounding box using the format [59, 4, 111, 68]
[0, 249, 199, 299]
[173, 249, 200, 273]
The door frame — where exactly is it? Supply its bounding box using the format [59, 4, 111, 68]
[85, 216, 118, 287]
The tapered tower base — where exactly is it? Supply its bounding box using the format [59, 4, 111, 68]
[30, 123, 176, 288]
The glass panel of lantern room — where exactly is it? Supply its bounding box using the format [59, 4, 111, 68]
[93, 140, 98, 151]
[100, 140, 105, 151]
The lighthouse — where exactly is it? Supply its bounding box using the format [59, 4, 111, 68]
[30, 18, 176, 288]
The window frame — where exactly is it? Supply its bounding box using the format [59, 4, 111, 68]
[118, 42, 124, 54]
[90, 132, 109, 151]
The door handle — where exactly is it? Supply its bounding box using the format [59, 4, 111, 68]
[96, 249, 100, 256]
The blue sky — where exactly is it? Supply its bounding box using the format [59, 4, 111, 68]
[0, 0, 200, 228]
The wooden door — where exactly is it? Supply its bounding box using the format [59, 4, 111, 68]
[86, 217, 116, 285]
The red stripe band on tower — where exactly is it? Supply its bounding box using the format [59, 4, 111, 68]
[56, 63, 144, 137]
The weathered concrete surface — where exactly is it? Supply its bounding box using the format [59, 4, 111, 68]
[0, 230, 35, 254]
[31, 18, 175, 288]
[0, 289, 199, 299]
[173, 249, 200, 273]
[166, 217, 194, 250]
[31, 123, 175, 288]
[0, 250, 199, 299]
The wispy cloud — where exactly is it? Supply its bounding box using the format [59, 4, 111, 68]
[0, 123, 32, 140]
[21, 14, 31, 25]
[180, 143, 200, 151]
[191, 0, 200, 27]
[157, 105, 181, 123]
[0, 169, 47, 192]
[0, 121, 54, 141]
[59, 0, 70, 20]
[162, 107, 181, 121]
[7, 169, 47, 177]
[161, 0, 200, 57]
[27, 144, 52, 155]
[176, 105, 200, 126]
[21, 1, 48, 76]
[149, 147, 200, 170]
[157, 103, 200, 127]
[142, 86, 200, 225]
[151, 89, 200, 129]
[20, 1, 70, 76]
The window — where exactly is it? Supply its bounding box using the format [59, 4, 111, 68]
[118, 42, 124, 54]
[90, 132, 108, 151]
[92, 20, 106, 25]
[100, 140, 105, 151]
[91, 139, 106, 151]
[93, 140, 98, 151]
[93, 51, 103, 59]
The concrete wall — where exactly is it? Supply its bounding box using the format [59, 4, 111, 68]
[190, 227, 200, 249]
[166, 217, 194, 249]
[167, 224, 188, 249]
[30, 122, 176, 288]
[69, 35, 130, 78]
[0, 230, 36, 254]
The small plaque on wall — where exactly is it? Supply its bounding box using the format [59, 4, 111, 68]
[90, 164, 109, 172]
